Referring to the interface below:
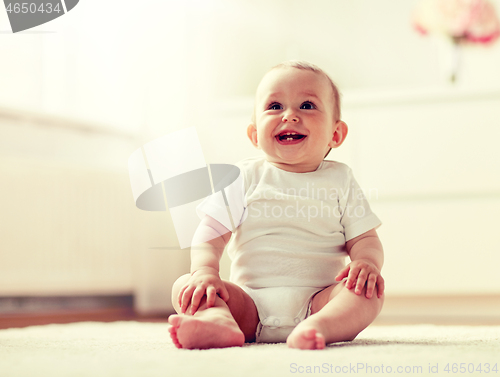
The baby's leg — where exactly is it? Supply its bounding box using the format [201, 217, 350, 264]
[287, 282, 383, 350]
[168, 274, 259, 349]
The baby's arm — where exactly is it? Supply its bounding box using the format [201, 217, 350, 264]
[335, 228, 384, 299]
[178, 215, 231, 314]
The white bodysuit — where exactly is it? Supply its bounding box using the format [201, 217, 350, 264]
[197, 156, 381, 343]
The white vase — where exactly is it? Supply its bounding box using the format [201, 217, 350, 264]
[435, 36, 462, 84]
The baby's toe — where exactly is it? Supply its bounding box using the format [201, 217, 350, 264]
[315, 333, 326, 350]
[168, 314, 182, 328]
[168, 324, 182, 349]
[302, 328, 317, 340]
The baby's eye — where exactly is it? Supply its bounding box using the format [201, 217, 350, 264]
[268, 102, 282, 110]
[300, 101, 316, 110]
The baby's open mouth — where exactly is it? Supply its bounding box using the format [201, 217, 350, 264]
[275, 131, 307, 145]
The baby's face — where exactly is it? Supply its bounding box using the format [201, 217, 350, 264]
[248, 67, 346, 173]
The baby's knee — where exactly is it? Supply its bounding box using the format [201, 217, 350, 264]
[374, 291, 385, 314]
[171, 274, 190, 307]
[172, 274, 190, 294]
[356, 285, 385, 315]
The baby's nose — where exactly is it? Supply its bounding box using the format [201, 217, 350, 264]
[282, 113, 299, 122]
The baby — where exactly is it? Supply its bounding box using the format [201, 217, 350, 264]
[168, 61, 384, 350]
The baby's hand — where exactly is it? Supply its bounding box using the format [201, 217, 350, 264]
[178, 267, 230, 315]
[335, 259, 384, 299]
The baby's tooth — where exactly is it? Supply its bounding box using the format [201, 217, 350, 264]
[287, 137, 293, 141]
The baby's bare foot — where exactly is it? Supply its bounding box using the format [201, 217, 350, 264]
[287, 322, 326, 350]
[168, 311, 244, 349]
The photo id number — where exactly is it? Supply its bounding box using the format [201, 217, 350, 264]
[6, 3, 63, 14]
[444, 363, 498, 374]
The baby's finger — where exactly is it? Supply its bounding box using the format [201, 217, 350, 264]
[335, 265, 350, 281]
[218, 284, 230, 302]
[377, 275, 385, 298]
[365, 274, 377, 299]
[178, 284, 190, 308]
[206, 286, 216, 308]
[355, 270, 368, 295]
[190, 286, 206, 315]
[346, 266, 360, 290]
[180, 285, 195, 314]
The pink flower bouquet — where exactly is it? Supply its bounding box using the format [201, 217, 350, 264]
[413, 0, 500, 44]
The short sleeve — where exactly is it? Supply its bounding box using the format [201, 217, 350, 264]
[339, 169, 381, 241]
[196, 170, 247, 231]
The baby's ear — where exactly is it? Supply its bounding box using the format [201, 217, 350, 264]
[329, 120, 348, 149]
[247, 123, 260, 149]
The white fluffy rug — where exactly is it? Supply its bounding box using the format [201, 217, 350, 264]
[0, 321, 499, 377]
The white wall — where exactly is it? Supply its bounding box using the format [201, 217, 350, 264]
[340, 88, 500, 295]
[1, 0, 500, 300]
